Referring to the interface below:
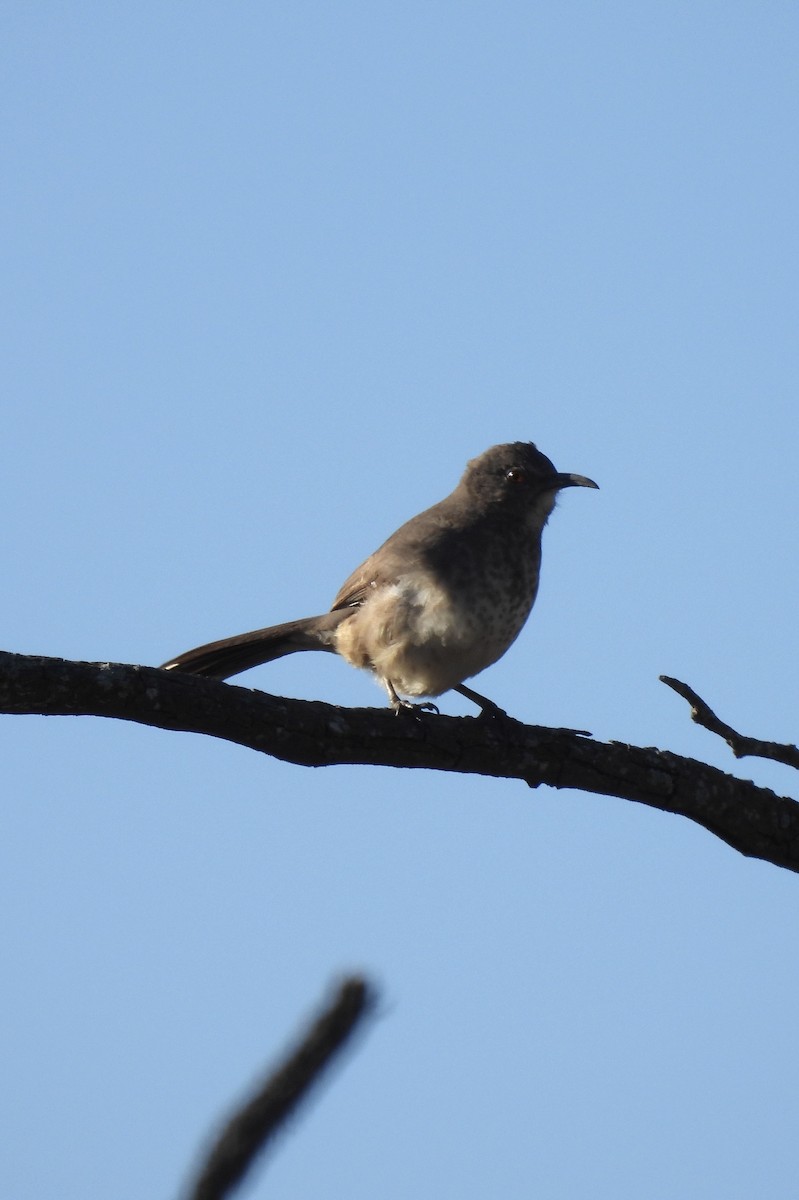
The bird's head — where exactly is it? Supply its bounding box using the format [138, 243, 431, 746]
[461, 441, 598, 528]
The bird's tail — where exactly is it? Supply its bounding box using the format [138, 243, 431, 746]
[160, 610, 352, 680]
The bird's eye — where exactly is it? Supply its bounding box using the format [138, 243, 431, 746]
[505, 467, 525, 484]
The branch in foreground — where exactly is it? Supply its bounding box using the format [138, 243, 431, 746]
[2, 651, 799, 874]
[184, 976, 375, 1200]
[661, 675, 799, 771]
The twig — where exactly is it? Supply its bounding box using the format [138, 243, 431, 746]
[661, 676, 799, 770]
[184, 976, 375, 1200]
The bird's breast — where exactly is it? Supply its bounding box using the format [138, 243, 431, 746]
[334, 545, 541, 697]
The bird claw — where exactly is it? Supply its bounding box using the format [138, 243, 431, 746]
[392, 698, 440, 716]
[474, 699, 510, 720]
[453, 683, 509, 719]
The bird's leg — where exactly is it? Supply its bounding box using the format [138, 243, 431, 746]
[385, 679, 439, 716]
[453, 683, 508, 718]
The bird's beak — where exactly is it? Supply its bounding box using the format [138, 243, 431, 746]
[551, 472, 599, 491]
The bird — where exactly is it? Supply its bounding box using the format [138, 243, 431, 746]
[161, 441, 598, 714]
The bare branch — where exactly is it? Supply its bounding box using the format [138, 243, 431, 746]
[184, 976, 375, 1200]
[661, 676, 799, 771]
[2, 651, 799, 873]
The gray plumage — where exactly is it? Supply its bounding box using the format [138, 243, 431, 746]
[161, 442, 597, 712]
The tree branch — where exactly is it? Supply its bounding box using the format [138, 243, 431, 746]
[184, 976, 375, 1200]
[2, 650, 798, 874]
[661, 675, 799, 770]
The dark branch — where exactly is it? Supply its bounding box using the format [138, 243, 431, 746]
[2, 651, 799, 873]
[661, 675, 799, 770]
[184, 976, 375, 1200]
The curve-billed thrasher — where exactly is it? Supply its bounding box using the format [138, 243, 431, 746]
[161, 441, 597, 713]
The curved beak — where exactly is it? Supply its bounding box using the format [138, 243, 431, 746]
[552, 472, 599, 491]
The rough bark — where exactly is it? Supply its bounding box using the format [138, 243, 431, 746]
[1, 650, 797, 874]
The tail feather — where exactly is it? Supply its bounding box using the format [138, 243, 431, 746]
[160, 611, 352, 680]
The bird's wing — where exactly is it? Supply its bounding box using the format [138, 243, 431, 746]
[329, 503, 458, 612]
[330, 551, 388, 610]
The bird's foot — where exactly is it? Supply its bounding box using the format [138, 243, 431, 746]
[453, 683, 510, 720]
[391, 697, 440, 716]
[385, 680, 439, 716]
[474, 698, 510, 721]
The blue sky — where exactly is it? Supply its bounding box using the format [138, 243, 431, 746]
[2, 4, 798, 1197]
